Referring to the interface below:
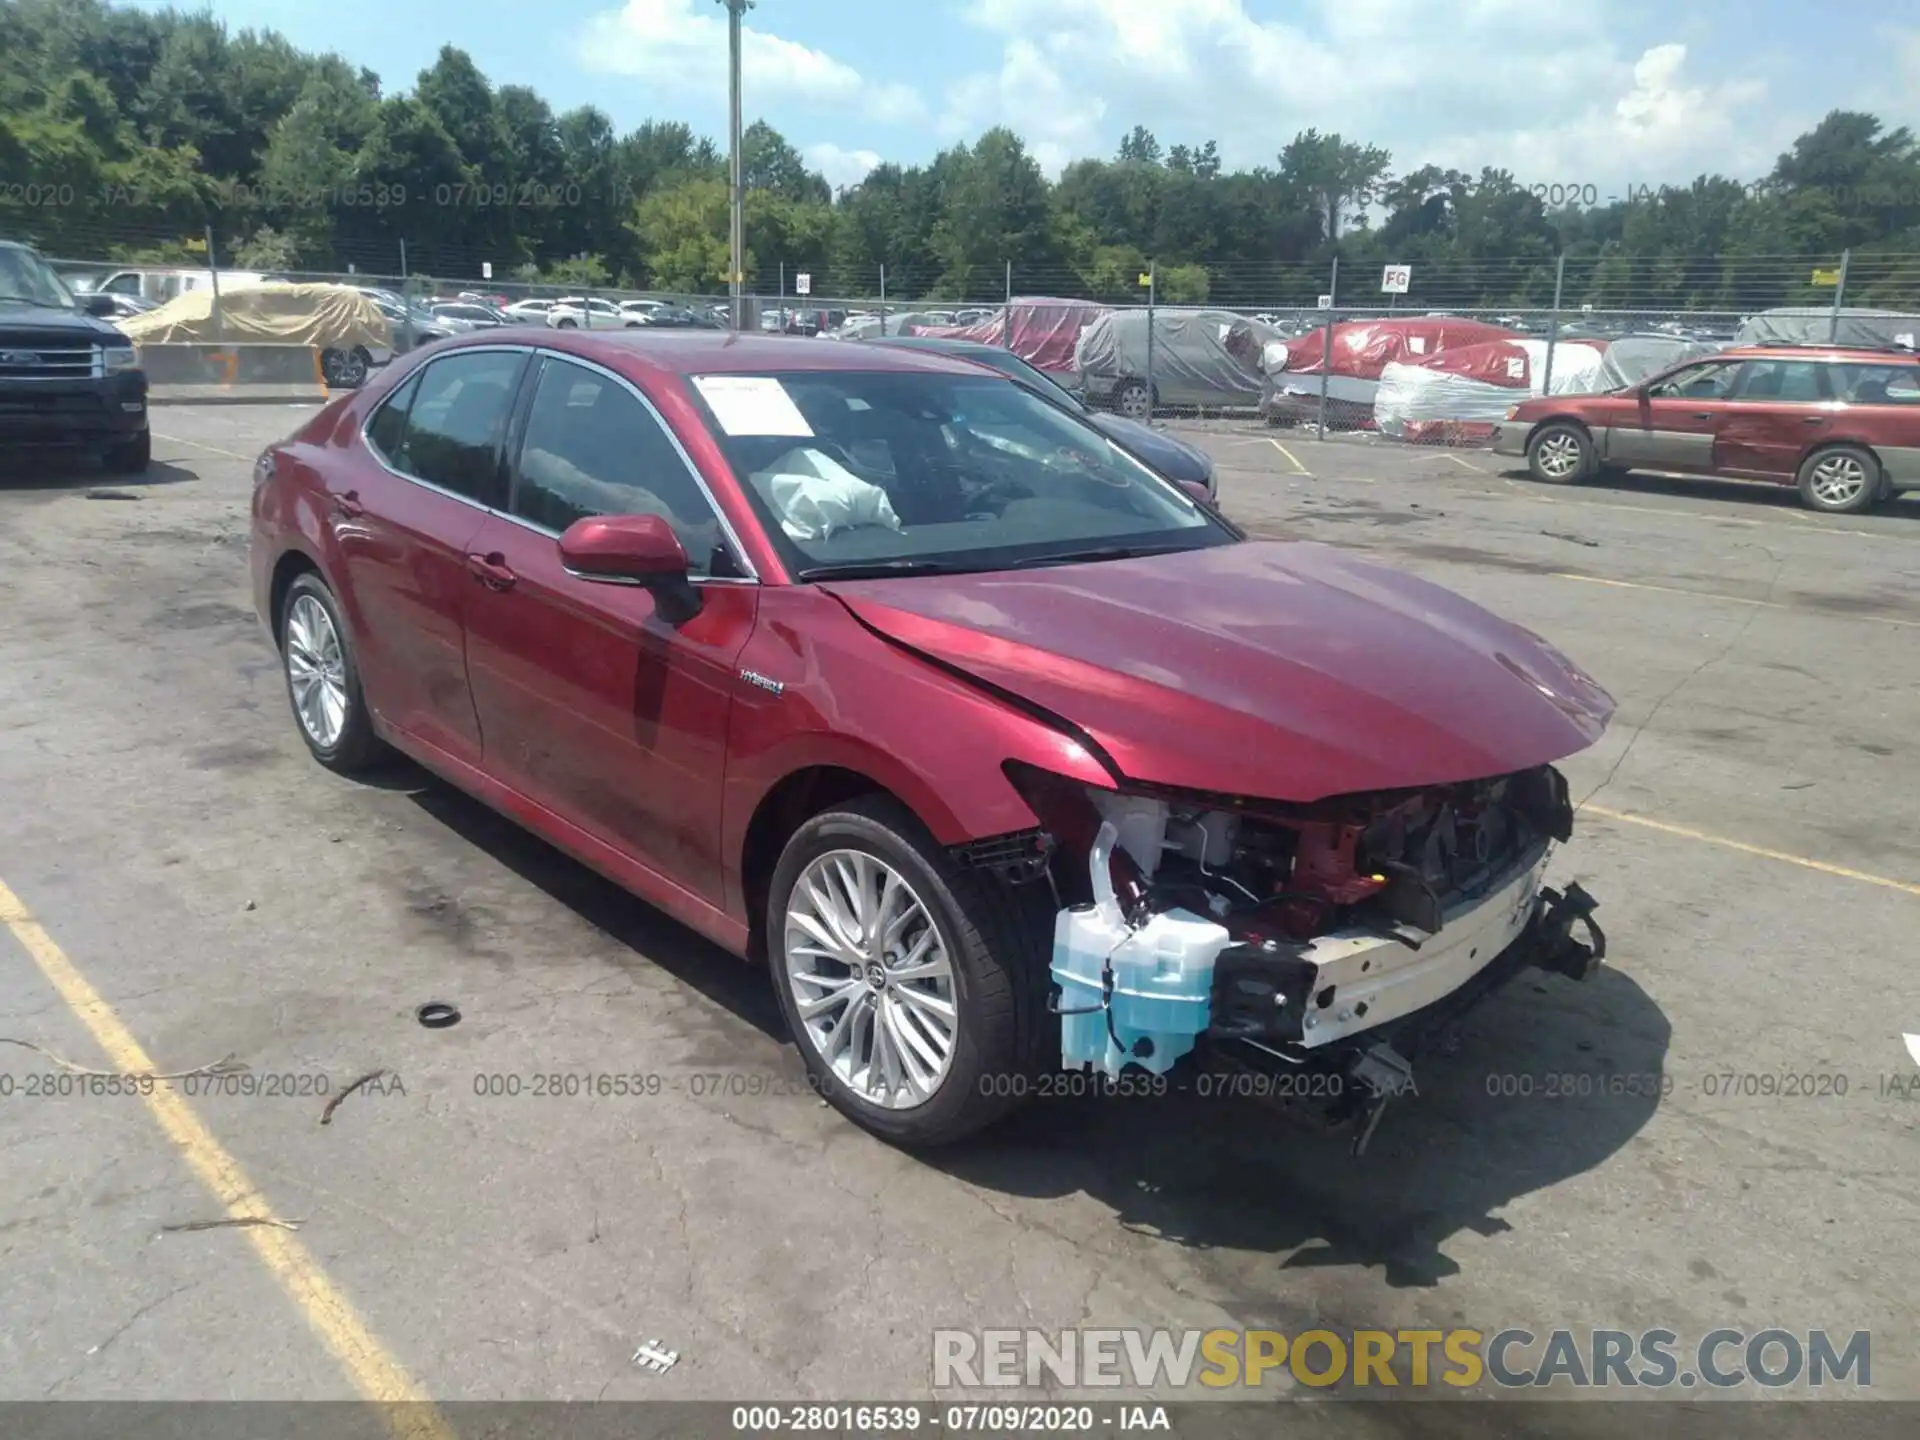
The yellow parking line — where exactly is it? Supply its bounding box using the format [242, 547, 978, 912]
[149, 432, 257, 463]
[1581, 807, 1920, 898]
[0, 876, 453, 1440]
[1552, 571, 1920, 629]
[1268, 438, 1309, 474]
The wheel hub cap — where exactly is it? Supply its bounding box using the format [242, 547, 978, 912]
[1811, 457, 1865, 505]
[1539, 435, 1579, 476]
[284, 594, 349, 749]
[784, 850, 958, 1110]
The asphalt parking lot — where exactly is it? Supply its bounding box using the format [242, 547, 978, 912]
[1, 406, 1916, 1418]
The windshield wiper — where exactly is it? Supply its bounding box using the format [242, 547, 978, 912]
[796, 558, 980, 581]
[1020, 543, 1189, 568]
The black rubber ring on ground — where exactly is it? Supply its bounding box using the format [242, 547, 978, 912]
[415, 1002, 461, 1029]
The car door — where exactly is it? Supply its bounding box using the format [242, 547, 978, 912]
[461, 353, 761, 905]
[1715, 358, 1835, 480]
[1605, 357, 1742, 471]
[339, 346, 529, 766]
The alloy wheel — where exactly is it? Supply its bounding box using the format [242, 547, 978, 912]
[1117, 383, 1152, 420]
[1534, 431, 1583, 479]
[783, 849, 959, 1109]
[1807, 453, 1868, 508]
[284, 593, 349, 749]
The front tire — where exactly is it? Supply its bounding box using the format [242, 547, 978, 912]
[102, 430, 150, 474]
[554, 317, 578, 329]
[279, 573, 385, 773]
[1797, 445, 1880, 513]
[767, 796, 1051, 1148]
[1527, 422, 1593, 484]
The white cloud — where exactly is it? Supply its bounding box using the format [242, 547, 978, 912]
[946, 0, 1791, 194]
[577, 0, 925, 125]
[805, 141, 882, 189]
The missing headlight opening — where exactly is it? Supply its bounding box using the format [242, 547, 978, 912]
[1012, 761, 1604, 1153]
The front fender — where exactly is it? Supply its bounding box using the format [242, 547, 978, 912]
[720, 589, 1113, 918]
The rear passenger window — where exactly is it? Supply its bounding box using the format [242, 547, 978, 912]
[1733, 360, 1826, 403]
[389, 351, 526, 505]
[1831, 363, 1920, 404]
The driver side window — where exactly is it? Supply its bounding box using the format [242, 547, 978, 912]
[508, 358, 730, 576]
[1653, 361, 1738, 400]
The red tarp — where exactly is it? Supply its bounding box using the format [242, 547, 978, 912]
[1277, 317, 1522, 381]
[911, 297, 1109, 372]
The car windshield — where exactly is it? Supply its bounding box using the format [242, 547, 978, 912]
[688, 369, 1226, 579]
[0, 244, 78, 308]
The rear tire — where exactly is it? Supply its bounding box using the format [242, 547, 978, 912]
[767, 796, 1052, 1148]
[279, 573, 386, 774]
[1797, 444, 1880, 514]
[1527, 422, 1593, 484]
[1115, 380, 1153, 421]
[102, 430, 150, 474]
[321, 347, 370, 388]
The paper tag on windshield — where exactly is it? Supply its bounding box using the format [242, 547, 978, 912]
[1408, 336, 1428, 354]
[1506, 355, 1525, 379]
[692, 376, 813, 437]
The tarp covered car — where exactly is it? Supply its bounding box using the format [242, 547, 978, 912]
[1262, 316, 1520, 429]
[1374, 338, 1609, 442]
[911, 297, 1107, 375]
[1734, 306, 1920, 350]
[118, 282, 394, 387]
[1074, 308, 1286, 417]
[1594, 333, 1726, 390]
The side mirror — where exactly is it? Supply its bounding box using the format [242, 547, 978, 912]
[558, 513, 689, 584]
[559, 514, 702, 622]
[1178, 479, 1215, 508]
[82, 292, 119, 318]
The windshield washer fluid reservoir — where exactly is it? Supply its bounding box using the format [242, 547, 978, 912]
[1052, 821, 1230, 1078]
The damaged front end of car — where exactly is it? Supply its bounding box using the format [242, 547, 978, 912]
[981, 761, 1607, 1153]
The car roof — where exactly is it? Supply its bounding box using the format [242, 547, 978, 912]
[429, 327, 1006, 378]
[1714, 344, 1918, 362]
[866, 336, 1004, 356]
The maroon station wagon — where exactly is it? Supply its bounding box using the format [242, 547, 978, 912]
[251, 329, 1614, 1148]
[1494, 343, 1920, 513]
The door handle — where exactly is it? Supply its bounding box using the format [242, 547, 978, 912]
[1690, 412, 1716, 420]
[1802, 415, 1828, 424]
[331, 489, 365, 517]
[466, 552, 517, 591]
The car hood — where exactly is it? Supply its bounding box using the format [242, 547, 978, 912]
[1087, 413, 1210, 484]
[822, 540, 1614, 802]
[0, 304, 119, 339]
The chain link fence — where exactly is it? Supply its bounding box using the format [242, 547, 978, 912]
[46, 234, 1920, 442]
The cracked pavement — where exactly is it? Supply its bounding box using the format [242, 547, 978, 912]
[0, 409, 1915, 1407]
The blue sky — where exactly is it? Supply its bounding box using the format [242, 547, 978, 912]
[140, 1, 1920, 193]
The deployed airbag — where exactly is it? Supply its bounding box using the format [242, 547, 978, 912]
[750, 447, 903, 542]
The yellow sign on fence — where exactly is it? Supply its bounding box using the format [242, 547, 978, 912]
[1810, 268, 1841, 286]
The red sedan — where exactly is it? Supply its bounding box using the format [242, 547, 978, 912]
[251, 330, 1614, 1148]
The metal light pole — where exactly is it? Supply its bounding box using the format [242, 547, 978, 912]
[717, 0, 752, 330]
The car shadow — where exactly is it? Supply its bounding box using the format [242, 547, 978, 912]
[393, 765, 786, 1038]
[927, 969, 1671, 1290]
[0, 453, 199, 491]
[374, 758, 1667, 1289]
[1494, 462, 1920, 520]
